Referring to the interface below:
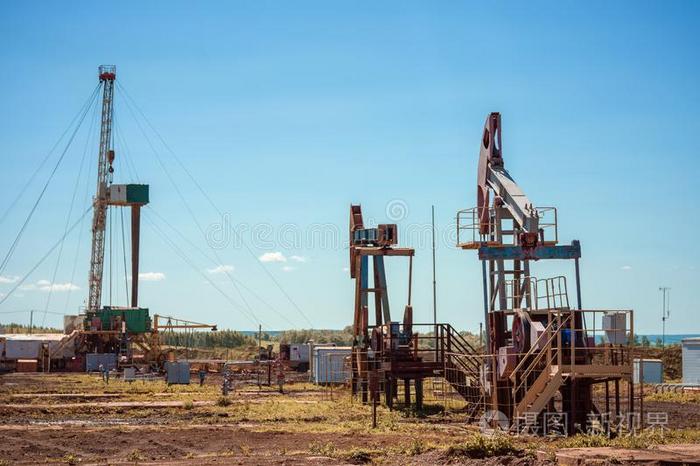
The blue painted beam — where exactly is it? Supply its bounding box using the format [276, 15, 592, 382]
[478, 240, 581, 261]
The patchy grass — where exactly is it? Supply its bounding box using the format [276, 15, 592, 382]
[343, 447, 380, 464]
[399, 438, 436, 456]
[645, 391, 700, 404]
[309, 441, 337, 457]
[308, 442, 381, 464]
[4, 372, 700, 465]
[62, 453, 80, 465]
[126, 449, 143, 463]
[444, 434, 525, 459]
[557, 434, 612, 448]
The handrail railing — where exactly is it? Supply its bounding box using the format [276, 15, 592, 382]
[508, 316, 560, 384]
[511, 312, 570, 397]
[438, 324, 481, 374]
[456, 206, 558, 247]
[536, 276, 569, 310]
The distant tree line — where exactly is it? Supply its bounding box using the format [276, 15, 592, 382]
[272, 327, 482, 349]
[275, 327, 354, 345]
[159, 329, 256, 349]
[0, 322, 61, 334]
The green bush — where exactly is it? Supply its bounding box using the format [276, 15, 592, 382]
[445, 434, 523, 459]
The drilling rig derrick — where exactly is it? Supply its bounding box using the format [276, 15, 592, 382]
[82, 66, 152, 361]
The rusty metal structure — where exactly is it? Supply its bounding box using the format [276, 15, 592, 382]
[456, 112, 635, 434]
[349, 205, 482, 411]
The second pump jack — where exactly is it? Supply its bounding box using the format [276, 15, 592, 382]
[349, 205, 482, 411]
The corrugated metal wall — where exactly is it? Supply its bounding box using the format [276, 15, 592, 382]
[165, 361, 191, 384]
[86, 353, 118, 372]
[5, 340, 42, 359]
[682, 339, 700, 384]
[313, 347, 351, 384]
[290, 344, 310, 362]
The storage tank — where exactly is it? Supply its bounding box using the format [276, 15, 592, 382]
[682, 337, 700, 385]
[633, 358, 663, 384]
[312, 346, 351, 384]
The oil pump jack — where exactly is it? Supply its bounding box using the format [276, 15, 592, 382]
[349, 205, 482, 411]
[81, 65, 153, 360]
[457, 113, 635, 434]
[349, 205, 424, 408]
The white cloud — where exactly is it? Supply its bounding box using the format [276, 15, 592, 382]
[281, 266, 296, 272]
[0, 275, 18, 284]
[40, 282, 79, 292]
[138, 272, 166, 281]
[620, 265, 632, 271]
[207, 264, 234, 275]
[19, 280, 79, 292]
[259, 252, 287, 263]
[342, 267, 349, 272]
[290, 255, 308, 263]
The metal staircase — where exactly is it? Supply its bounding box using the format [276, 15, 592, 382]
[514, 365, 564, 416]
[510, 313, 571, 418]
[432, 324, 484, 418]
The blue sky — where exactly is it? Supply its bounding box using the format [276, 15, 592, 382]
[0, 1, 698, 334]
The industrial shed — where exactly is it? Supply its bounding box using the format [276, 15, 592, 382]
[0, 333, 76, 362]
[682, 337, 700, 385]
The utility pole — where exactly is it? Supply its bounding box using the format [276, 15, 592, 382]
[431, 206, 437, 344]
[29, 310, 34, 334]
[659, 287, 670, 348]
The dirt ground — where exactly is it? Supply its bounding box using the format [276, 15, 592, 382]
[0, 372, 698, 465]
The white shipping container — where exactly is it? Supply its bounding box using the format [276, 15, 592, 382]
[1, 334, 75, 360]
[290, 343, 310, 362]
[4, 339, 42, 359]
[313, 346, 351, 384]
[633, 358, 663, 384]
[682, 338, 700, 385]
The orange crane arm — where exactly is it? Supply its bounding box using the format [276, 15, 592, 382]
[152, 314, 217, 333]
